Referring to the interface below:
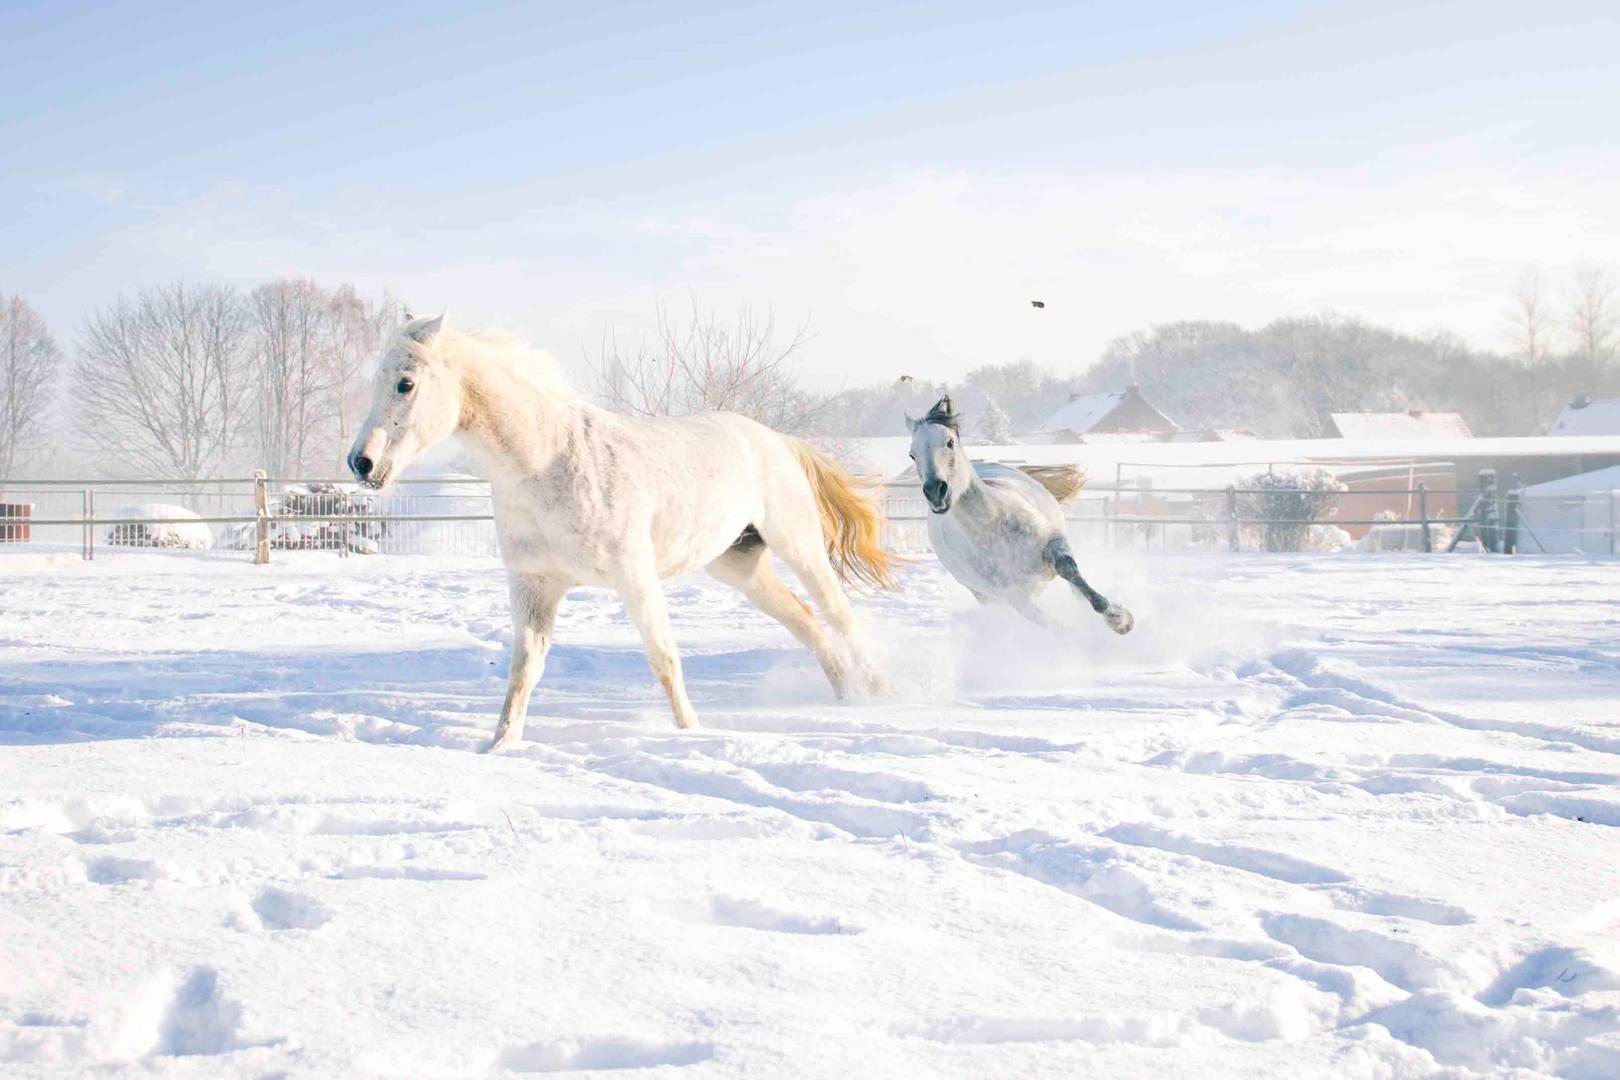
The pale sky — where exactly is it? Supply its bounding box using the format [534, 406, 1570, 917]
[4, 0, 1618, 387]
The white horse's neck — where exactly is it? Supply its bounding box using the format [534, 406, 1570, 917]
[450, 346, 579, 487]
[947, 460, 993, 519]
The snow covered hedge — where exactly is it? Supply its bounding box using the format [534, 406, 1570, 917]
[215, 484, 381, 554]
[105, 504, 213, 549]
[275, 483, 382, 553]
[1236, 468, 1348, 552]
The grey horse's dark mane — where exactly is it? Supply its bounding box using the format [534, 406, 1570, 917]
[922, 394, 959, 432]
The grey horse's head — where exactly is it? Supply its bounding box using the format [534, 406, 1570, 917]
[906, 395, 973, 514]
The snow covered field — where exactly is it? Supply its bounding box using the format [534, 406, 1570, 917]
[3, 548, 1619, 1078]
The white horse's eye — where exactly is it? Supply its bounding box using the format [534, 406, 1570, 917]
[946, 438, 955, 449]
[396, 377, 415, 395]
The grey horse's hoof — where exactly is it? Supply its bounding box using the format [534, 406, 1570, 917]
[1104, 604, 1135, 635]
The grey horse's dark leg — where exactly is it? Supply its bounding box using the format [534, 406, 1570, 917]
[1046, 537, 1134, 635]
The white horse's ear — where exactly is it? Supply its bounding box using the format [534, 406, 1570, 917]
[405, 312, 445, 345]
[905, 415, 918, 433]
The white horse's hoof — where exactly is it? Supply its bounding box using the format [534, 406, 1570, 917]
[1104, 605, 1135, 635]
[488, 733, 520, 753]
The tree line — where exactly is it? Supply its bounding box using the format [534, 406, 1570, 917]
[2, 268, 1615, 479]
[808, 268, 1619, 442]
[1, 281, 397, 479]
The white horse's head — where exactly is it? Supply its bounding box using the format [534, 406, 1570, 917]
[347, 313, 461, 489]
[906, 394, 972, 514]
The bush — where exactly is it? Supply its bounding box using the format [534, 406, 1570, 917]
[105, 504, 212, 549]
[272, 483, 382, 553]
[1235, 468, 1347, 551]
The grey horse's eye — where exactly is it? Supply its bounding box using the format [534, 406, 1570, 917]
[945, 438, 955, 449]
[396, 377, 415, 395]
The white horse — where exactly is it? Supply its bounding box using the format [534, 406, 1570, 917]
[348, 314, 893, 751]
[907, 395, 1134, 634]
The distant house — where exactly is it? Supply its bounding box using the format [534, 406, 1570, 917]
[1022, 385, 1179, 444]
[1324, 410, 1473, 439]
[1548, 395, 1620, 436]
[1166, 428, 1261, 443]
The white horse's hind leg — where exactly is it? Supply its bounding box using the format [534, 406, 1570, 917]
[490, 575, 567, 752]
[617, 563, 700, 729]
[759, 520, 887, 696]
[706, 541, 847, 697]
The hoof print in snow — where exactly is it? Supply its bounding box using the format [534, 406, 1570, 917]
[251, 886, 332, 931]
[499, 1035, 713, 1072]
[85, 855, 163, 885]
[658, 895, 857, 935]
[158, 967, 244, 1057]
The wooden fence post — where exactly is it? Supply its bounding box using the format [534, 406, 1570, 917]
[254, 471, 270, 565]
[82, 488, 93, 561]
[1477, 469, 1499, 553]
[1226, 486, 1239, 552]
[1503, 487, 1521, 555]
[1417, 482, 1431, 553]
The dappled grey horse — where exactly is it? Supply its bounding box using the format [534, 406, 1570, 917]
[907, 395, 1134, 634]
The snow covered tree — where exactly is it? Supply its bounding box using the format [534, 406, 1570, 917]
[0, 292, 63, 478]
[978, 399, 1015, 444]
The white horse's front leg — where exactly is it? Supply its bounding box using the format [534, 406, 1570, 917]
[1010, 594, 1061, 630]
[490, 574, 567, 752]
[618, 567, 699, 730]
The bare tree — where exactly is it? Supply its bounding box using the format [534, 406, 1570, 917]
[248, 279, 338, 476]
[326, 285, 401, 447]
[74, 282, 248, 478]
[593, 300, 826, 433]
[1568, 266, 1617, 386]
[0, 292, 63, 478]
[1507, 270, 1554, 428]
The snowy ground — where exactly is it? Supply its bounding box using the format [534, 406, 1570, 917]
[2, 547, 1619, 1078]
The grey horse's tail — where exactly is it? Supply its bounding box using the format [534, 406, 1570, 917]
[1018, 464, 1086, 504]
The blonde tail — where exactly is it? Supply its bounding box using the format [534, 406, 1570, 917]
[1018, 464, 1087, 504]
[787, 439, 897, 591]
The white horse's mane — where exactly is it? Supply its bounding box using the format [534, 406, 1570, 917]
[394, 322, 578, 401]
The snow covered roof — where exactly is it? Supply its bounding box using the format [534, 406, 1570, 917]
[1042, 392, 1126, 433]
[1522, 463, 1620, 496]
[1548, 397, 1620, 436]
[839, 433, 1620, 491]
[1327, 411, 1473, 439]
[1038, 385, 1178, 434]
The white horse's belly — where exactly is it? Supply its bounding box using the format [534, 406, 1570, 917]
[927, 506, 1054, 602]
[929, 515, 1007, 597]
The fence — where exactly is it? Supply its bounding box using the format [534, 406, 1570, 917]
[0, 476, 497, 560]
[2, 470, 1615, 561]
[882, 471, 1620, 556]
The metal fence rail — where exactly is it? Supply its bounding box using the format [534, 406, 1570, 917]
[2, 471, 1616, 561]
[0, 475, 498, 560]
